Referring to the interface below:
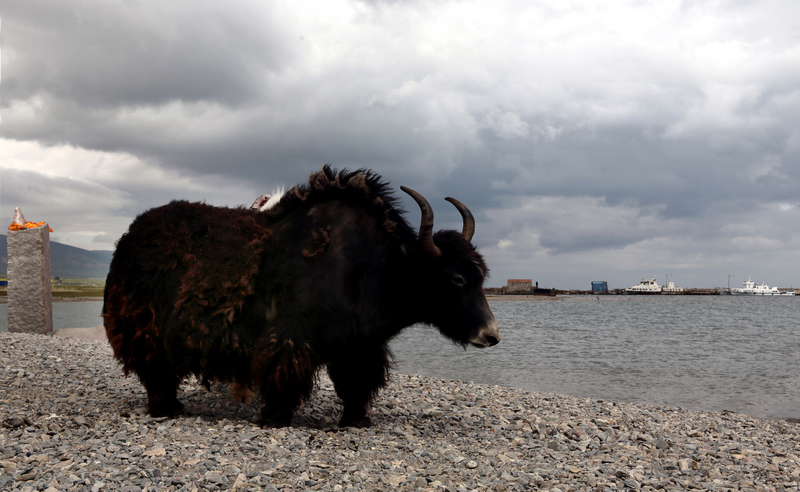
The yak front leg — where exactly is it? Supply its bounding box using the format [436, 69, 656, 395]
[253, 339, 319, 427]
[327, 344, 391, 428]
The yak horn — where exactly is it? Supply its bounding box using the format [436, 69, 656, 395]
[445, 197, 475, 242]
[401, 186, 442, 257]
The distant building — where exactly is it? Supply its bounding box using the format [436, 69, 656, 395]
[591, 281, 608, 293]
[506, 279, 533, 292]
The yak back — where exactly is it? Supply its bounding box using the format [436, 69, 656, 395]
[262, 166, 415, 244]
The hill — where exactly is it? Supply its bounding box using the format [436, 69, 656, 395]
[1, 234, 113, 279]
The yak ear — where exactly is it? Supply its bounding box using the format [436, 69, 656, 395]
[250, 194, 272, 210]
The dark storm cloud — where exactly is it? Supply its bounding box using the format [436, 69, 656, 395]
[3, 0, 800, 288]
[2, 1, 292, 108]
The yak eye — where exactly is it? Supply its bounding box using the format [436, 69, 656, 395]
[451, 274, 466, 288]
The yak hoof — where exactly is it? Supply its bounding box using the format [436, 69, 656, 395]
[259, 408, 292, 428]
[148, 397, 184, 418]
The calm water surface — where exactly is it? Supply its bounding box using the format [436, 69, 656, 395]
[2, 296, 798, 419]
[390, 296, 800, 420]
[0, 301, 103, 332]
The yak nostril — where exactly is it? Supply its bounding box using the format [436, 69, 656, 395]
[485, 335, 499, 346]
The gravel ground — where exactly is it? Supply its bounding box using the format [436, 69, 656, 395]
[1, 332, 799, 492]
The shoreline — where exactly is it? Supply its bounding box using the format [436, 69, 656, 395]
[486, 295, 561, 301]
[2, 332, 798, 491]
[0, 296, 103, 304]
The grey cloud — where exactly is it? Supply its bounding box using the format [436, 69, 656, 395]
[3, 0, 800, 287]
[2, 1, 293, 109]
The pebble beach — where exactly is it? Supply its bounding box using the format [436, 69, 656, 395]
[1, 332, 799, 492]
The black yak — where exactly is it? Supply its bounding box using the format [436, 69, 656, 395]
[103, 166, 499, 427]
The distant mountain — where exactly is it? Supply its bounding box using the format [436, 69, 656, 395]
[0, 234, 113, 279]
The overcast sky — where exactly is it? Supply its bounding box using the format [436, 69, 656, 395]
[2, 0, 799, 289]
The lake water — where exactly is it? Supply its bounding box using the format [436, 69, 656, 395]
[391, 296, 800, 421]
[0, 301, 104, 332]
[2, 296, 798, 420]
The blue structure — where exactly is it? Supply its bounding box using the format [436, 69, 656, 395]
[591, 281, 608, 293]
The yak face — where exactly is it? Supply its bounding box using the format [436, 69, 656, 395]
[426, 231, 500, 349]
[401, 187, 500, 349]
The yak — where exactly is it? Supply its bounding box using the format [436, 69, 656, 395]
[103, 166, 500, 427]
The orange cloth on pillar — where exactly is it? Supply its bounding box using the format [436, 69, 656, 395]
[8, 221, 54, 232]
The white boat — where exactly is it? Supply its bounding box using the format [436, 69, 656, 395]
[730, 277, 795, 296]
[625, 276, 662, 295]
[661, 281, 684, 295]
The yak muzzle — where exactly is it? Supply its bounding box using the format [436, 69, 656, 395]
[468, 320, 501, 348]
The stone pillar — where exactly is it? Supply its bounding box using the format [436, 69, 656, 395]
[7, 223, 53, 334]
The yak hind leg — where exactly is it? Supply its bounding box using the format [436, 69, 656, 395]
[135, 349, 183, 417]
[258, 383, 308, 427]
[145, 380, 183, 417]
[105, 305, 183, 418]
[327, 344, 391, 428]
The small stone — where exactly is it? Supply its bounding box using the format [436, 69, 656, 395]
[623, 479, 640, 489]
[18, 471, 38, 481]
[205, 472, 226, 485]
[3, 416, 26, 428]
[466, 461, 478, 469]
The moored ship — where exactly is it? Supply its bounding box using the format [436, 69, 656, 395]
[625, 276, 662, 295]
[730, 277, 795, 296]
[661, 281, 684, 295]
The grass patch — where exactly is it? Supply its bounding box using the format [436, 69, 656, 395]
[52, 279, 105, 298]
[52, 289, 104, 298]
[0, 279, 106, 298]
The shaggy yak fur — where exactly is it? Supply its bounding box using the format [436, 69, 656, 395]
[103, 166, 499, 427]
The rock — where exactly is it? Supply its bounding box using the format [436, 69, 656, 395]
[143, 447, 166, 457]
[3, 416, 27, 428]
[623, 479, 640, 489]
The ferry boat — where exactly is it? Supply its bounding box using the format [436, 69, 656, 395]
[625, 276, 662, 295]
[661, 281, 684, 295]
[730, 277, 795, 296]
